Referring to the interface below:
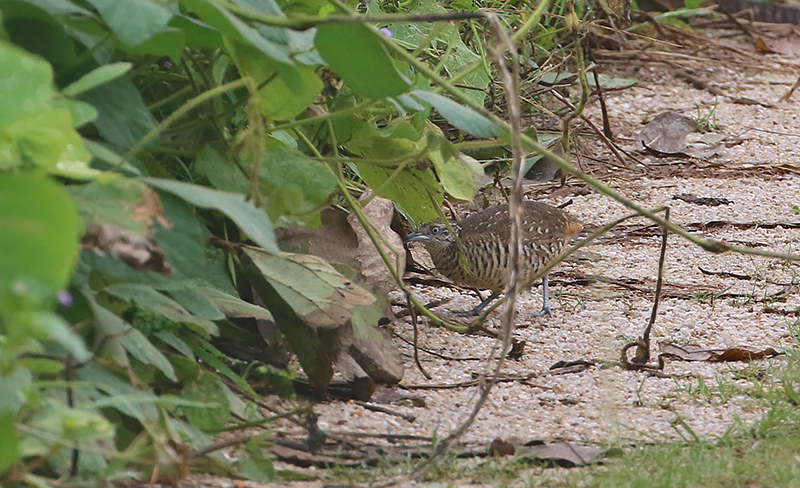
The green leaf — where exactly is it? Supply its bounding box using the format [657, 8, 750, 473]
[104, 283, 218, 335]
[0, 413, 20, 473]
[0, 173, 82, 296]
[1, 107, 92, 172]
[258, 147, 336, 221]
[53, 98, 98, 127]
[246, 251, 377, 328]
[84, 0, 173, 46]
[412, 90, 499, 138]
[34, 310, 91, 361]
[181, 372, 230, 431]
[17, 0, 90, 15]
[0, 40, 52, 129]
[228, 42, 322, 120]
[142, 178, 280, 254]
[315, 23, 409, 99]
[123, 28, 185, 62]
[194, 145, 250, 193]
[1, 1, 79, 69]
[178, 0, 291, 64]
[356, 162, 443, 223]
[16, 358, 64, 374]
[80, 77, 156, 150]
[195, 285, 274, 320]
[90, 300, 178, 382]
[69, 177, 153, 234]
[62, 62, 132, 97]
[170, 14, 223, 49]
[428, 147, 481, 201]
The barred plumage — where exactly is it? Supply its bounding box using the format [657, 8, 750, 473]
[407, 201, 581, 317]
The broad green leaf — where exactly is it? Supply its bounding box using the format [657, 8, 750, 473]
[142, 177, 280, 254]
[356, 162, 443, 223]
[2, 1, 79, 69]
[90, 300, 178, 381]
[84, 0, 173, 46]
[167, 288, 226, 321]
[104, 283, 218, 335]
[62, 62, 132, 97]
[412, 90, 499, 138]
[195, 285, 274, 320]
[258, 147, 336, 221]
[181, 372, 230, 431]
[170, 14, 223, 49]
[82, 139, 142, 175]
[178, 0, 291, 64]
[0, 173, 81, 295]
[228, 42, 322, 120]
[194, 145, 249, 193]
[0, 413, 20, 473]
[76, 363, 159, 422]
[155, 192, 236, 293]
[34, 310, 91, 361]
[16, 358, 64, 374]
[80, 77, 155, 150]
[19, 0, 90, 15]
[52, 98, 98, 127]
[229, 0, 283, 15]
[429, 148, 481, 201]
[0, 368, 33, 416]
[69, 178, 153, 234]
[244, 251, 377, 329]
[123, 28, 185, 62]
[2, 107, 92, 172]
[315, 23, 409, 99]
[0, 40, 52, 129]
[238, 250, 334, 391]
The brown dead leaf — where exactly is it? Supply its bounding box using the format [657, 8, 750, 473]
[347, 191, 405, 294]
[275, 208, 359, 270]
[636, 111, 696, 155]
[82, 224, 173, 275]
[515, 440, 609, 467]
[132, 187, 172, 230]
[659, 342, 783, 362]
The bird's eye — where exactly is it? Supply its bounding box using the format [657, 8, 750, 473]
[431, 227, 439, 234]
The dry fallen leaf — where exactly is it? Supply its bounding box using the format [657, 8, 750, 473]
[636, 111, 696, 155]
[82, 223, 173, 275]
[659, 342, 783, 362]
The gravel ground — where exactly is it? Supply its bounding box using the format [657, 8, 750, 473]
[313, 26, 800, 449]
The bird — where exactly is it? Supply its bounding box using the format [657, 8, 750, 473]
[406, 201, 581, 317]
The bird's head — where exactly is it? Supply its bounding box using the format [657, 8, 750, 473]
[406, 223, 454, 246]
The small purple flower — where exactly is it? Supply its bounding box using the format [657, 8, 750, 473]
[380, 28, 393, 38]
[57, 290, 73, 308]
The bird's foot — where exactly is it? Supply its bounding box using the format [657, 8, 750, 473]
[530, 306, 553, 318]
[450, 307, 481, 318]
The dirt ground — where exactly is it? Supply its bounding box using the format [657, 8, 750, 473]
[197, 19, 800, 488]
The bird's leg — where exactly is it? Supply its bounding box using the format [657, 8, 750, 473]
[531, 275, 553, 317]
[451, 292, 499, 317]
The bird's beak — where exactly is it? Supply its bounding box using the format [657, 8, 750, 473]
[406, 231, 430, 242]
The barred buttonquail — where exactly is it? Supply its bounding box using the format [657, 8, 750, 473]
[407, 201, 581, 317]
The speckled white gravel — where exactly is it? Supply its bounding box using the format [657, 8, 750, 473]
[313, 28, 800, 451]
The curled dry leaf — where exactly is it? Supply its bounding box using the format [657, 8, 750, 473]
[347, 191, 406, 294]
[515, 441, 609, 467]
[659, 342, 783, 362]
[636, 111, 695, 155]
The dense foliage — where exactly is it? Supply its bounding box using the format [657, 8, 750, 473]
[0, 0, 590, 484]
